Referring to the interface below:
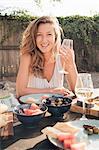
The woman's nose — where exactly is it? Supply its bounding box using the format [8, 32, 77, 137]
[42, 36, 48, 43]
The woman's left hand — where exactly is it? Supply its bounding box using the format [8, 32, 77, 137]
[59, 46, 75, 69]
[52, 87, 71, 96]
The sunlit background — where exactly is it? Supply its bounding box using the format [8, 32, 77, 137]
[0, 0, 99, 16]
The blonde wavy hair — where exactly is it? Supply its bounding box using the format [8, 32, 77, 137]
[20, 16, 63, 77]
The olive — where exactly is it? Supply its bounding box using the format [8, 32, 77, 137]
[46, 98, 51, 105]
[86, 128, 93, 135]
[93, 127, 99, 134]
[55, 99, 59, 103]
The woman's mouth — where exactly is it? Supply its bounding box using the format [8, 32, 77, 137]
[41, 44, 49, 48]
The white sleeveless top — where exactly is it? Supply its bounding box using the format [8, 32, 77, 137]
[28, 55, 64, 88]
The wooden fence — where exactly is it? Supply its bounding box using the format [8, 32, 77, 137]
[0, 46, 19, 80]
[0, 16, 99, 81]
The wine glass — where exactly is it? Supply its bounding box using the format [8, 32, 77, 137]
[57, 39, 73, 74]
[75, 73, 93, 120]
[62, 39, 73, 49]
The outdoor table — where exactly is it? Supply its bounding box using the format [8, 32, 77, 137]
[1, 88, 99, 150]
[1, 111, 99, 150]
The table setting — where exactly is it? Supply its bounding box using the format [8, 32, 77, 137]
[42, 119, 99, 150]
[0, 84, 99, 150]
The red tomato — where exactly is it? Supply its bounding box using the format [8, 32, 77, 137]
[30, 103, 39, 110]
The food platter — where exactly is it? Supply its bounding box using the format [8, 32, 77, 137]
[48, 119, 99, 150]
[19, 93, 62, 104]
[70, 88, 99, 117]
[48, 137, 99, 150]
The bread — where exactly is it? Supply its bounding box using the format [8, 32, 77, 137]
[54, 122, 80, 134]
[0, 104, 8, 114]
[0, 103, 8, 128]
[0, 114, 8, 128]
[41, 122, 80, 139]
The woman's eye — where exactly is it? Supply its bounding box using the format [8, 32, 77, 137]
[37, 34, 42, 37]
[48, 34, 52, 36]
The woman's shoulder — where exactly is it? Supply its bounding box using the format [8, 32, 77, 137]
[20, 53, 31, 61]
[20, 53, 32, 67]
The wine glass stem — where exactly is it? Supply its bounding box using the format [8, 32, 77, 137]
[82, 98, 86, 118]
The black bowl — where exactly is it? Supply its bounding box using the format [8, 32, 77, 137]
[13, 104, 48, 127]
[44, 96, 72, 117]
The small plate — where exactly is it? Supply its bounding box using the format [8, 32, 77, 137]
[48, 119, 99, 149]
[48, 136, 63, 149]
[19, 93, 61, 104]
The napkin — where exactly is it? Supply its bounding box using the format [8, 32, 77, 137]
[41, 126, 62, 139]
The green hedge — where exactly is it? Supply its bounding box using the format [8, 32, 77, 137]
[0, 14, 99, 72]
[58, 15, 99, 46]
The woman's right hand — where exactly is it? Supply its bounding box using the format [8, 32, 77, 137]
[59, 46, 75, 69]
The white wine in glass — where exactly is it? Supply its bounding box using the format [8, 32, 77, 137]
[75, 73, 93, 120]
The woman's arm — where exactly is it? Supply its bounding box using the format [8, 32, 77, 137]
[16, 54, 70, 97]
[16, 54, 31, 97]
[66, 62, 78, 91]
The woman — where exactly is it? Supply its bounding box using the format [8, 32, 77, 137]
[16, 16, 78, 98]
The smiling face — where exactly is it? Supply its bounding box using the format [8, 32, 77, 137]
[36, 23, 56, 55]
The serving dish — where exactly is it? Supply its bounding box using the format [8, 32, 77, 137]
[44, 95, 72, 117]
[13, 103, 48, 127]
[19, 93, 61, 104]
[48, 119, 99, 149]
